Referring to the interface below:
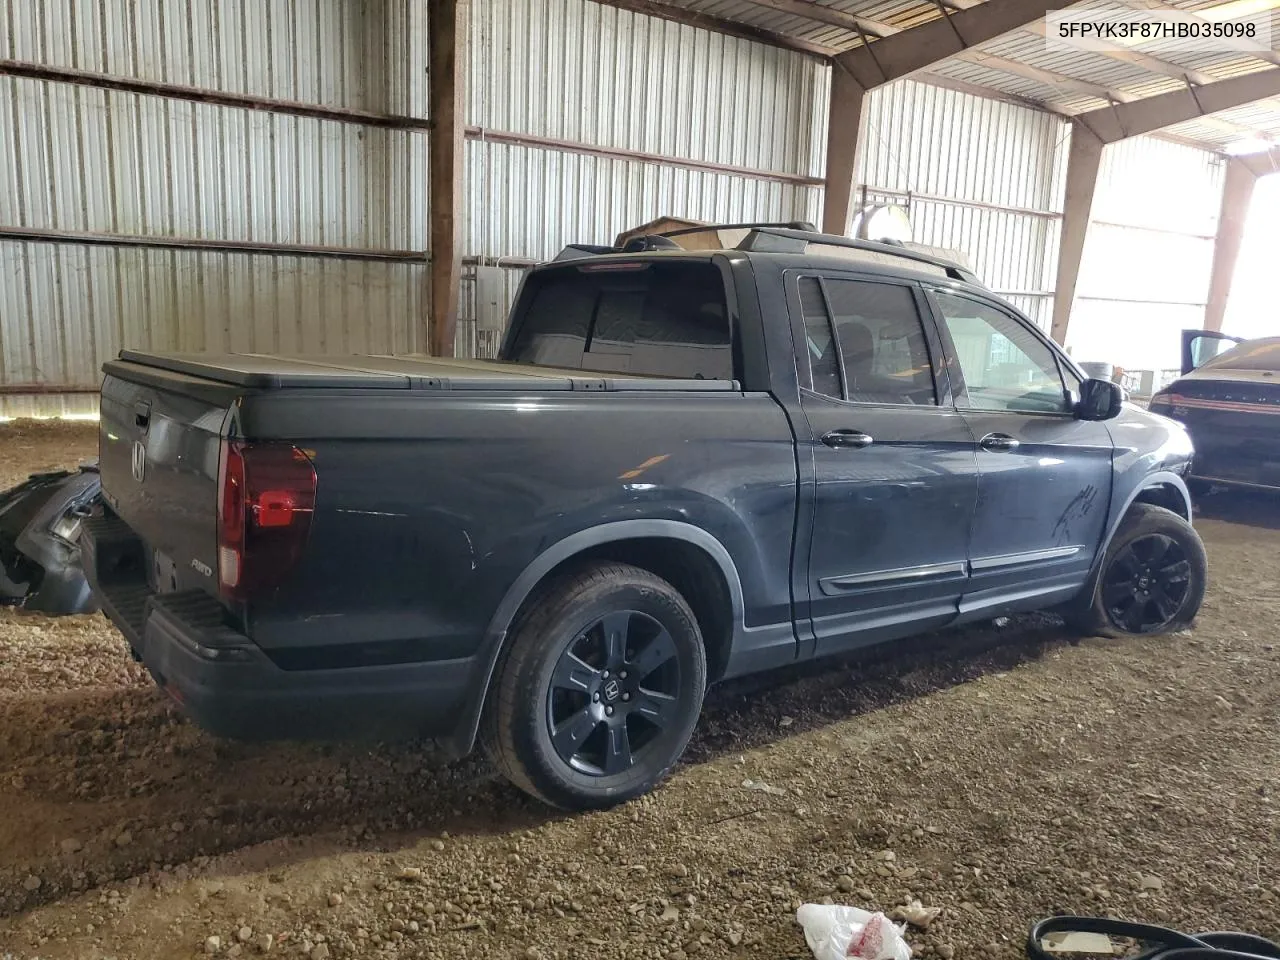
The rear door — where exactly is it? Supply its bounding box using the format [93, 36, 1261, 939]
[791, 272, 979, 656]
[926, 289, 1113, 618]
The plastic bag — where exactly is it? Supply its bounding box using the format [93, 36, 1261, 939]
[796, 904, 913, 960]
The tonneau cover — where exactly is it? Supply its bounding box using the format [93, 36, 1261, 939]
[111, 351, 736, 392]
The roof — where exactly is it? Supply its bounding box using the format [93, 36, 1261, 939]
[598, 0, 1280, 154]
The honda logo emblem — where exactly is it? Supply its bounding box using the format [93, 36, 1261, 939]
[131, 441, 146, 483]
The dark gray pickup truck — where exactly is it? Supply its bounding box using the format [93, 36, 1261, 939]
[84, 223, 1206, 809]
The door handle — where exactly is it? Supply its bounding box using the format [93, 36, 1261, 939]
[821, 430, 874, 449]
[980, 432, 1020, 452]
[134, 401, 152, 431]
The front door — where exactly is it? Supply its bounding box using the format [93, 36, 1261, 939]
[793, 274, 979, 657]
[927, 289, 1113, 620]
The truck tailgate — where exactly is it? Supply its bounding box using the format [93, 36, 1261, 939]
[98, 364, 236, 597]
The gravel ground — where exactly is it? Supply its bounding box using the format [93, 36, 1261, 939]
[1, 419, 1278, 960]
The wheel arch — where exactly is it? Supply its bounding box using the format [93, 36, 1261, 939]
[1089, 471, 1192, 582]
[444, 520, 746, 760]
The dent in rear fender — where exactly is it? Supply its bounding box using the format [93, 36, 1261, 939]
[445, 515, 791, 760]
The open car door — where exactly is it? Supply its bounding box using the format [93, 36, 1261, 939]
[1181, 329, 1245, 375]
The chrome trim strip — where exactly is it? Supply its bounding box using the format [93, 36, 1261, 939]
[969, 545, 1082, 571]
[821, 561, 967, 592]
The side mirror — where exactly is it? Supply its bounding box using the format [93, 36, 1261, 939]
[1076, 377, 1124, 421]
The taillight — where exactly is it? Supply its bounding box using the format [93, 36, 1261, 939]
[217, 441, 317, 601]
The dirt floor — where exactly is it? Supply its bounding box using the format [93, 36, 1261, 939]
[1, 419, 1278, 960]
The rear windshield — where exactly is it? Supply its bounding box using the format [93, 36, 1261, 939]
[1202, 338, 1280, 372]
[505, 261, 734, 380]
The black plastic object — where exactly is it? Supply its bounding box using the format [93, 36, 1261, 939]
[1028, 916, 1280, 960]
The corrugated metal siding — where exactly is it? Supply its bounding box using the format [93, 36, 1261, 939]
[1091, 136, 1224, 235]
[468, 0, 827, 176]
[1067, 136, 1224, 369]
[464, 140, 823, 263]
[461, 0, 830, 350]
[859, 80, 1069, 211]
[0, 0, 429, 116]
[0, 240, 424, 389]
[0, 77, 429, 248]
[1, 0, 429, 410]
[858, 80, 1068, 332]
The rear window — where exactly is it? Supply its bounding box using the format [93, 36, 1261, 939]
[1202, 338, 1280, 372]
[505, 261, 733, 380]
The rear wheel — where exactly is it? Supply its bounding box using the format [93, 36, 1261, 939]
[482, 562, 706, 810]
[1066, 503, 1207, 638]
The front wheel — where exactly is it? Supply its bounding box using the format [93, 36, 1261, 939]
[1066, 503, 1207, 638]
[482, 562, 707, 810]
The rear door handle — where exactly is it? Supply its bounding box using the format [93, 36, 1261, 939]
[821, 430, 874, 449]
[980, 432, 1020, 452]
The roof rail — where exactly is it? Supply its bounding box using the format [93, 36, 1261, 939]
[658, 220, 818, 238]
[552, 222, 982, 286]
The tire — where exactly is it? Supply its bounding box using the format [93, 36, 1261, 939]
[1065, 503, 1207, 638]
[482, 562, 707, 810]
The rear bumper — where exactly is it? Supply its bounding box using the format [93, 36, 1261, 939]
[82, 516, 476, 744]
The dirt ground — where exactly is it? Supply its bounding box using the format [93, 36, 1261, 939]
[1, 418, 1278, 960]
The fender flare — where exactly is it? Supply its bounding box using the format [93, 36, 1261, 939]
[442, 519, 747, 759]
[1088, 471, 1192, 582]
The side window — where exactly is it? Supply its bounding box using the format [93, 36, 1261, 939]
[798, 277, 842, 399]
[823, 279, 937, 406]
[932, 292, 1068, 414]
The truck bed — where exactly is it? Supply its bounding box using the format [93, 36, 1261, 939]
[110, 351, 739, 393]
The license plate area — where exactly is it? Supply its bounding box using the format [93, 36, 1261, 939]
[153, 550, 180, 595]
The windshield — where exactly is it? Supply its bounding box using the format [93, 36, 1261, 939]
[1201, 338, 1280, 372]
[505, 261, 733, 380]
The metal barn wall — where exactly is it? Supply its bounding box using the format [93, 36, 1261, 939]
[0, 0, 430, 417]
[857, 80, 1070, 332]
[459, 0, 830, 351]
[1067, 136, 1223, 371]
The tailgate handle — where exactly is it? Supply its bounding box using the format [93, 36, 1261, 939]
[134, 401, 152, 431]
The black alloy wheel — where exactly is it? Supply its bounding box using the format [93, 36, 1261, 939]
[1063, 503, 1207, 639]
[1100, 533, 1191, 634]
[546, 610, 681, 776]
[483, 562, 707, 810]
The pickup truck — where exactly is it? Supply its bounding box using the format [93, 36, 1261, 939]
[83, 223, 1207, 810]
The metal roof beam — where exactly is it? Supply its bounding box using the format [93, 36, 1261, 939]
[835, 0, 1063, 89]
[728, 0, 895, 38]
[582, 0, 837, 57]
[429, 0, 465, 357]
[1125, 0, 1280, 69]
[1050, 127, 1104, 345]
[1076, 67, 1280, 141]
[1237, 146, 1280, 177]
[958, 51, 1137, 103]
[1021, 21, 1218, 87]
[734, 0, 1138, 104]
[1205, 159, 1258, 332]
